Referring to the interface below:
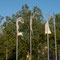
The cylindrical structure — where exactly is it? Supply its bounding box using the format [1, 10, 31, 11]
[53, 17, 57, 60]
[16, 35, 18, 60]
[47, 34, 49, 60]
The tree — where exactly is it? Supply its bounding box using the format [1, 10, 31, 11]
[0, 4, 60, 60]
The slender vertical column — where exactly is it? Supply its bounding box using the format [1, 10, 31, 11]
[53, 17, 57, 60]
[30, 29, 32, 60]
[30, 16, 32, 60]
[16, 34, 18, 60]
[47, 34, 49, 60]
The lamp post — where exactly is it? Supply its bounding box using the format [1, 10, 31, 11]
[16, 17, 24, 60]
[30, 15, 34, 60]
[45, 14, 51, 60]
[53, 15, 57, 60]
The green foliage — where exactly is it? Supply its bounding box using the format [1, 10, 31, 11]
[0, 4, 60, 60]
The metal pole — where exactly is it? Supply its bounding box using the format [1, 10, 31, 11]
[30, 29, 32, 60]
[47, 20, 49, 60]
[46, 14, 51, 60]
[16, 17, 24, 60]
[16, 19, 18, 60]
[16, 34, 18, 60]
[30, 16, 32, 60]
[47, 33, 49, 60]
[53, 17, 57, 60]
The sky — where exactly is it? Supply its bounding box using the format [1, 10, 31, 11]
[0, 0, 60, 22]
